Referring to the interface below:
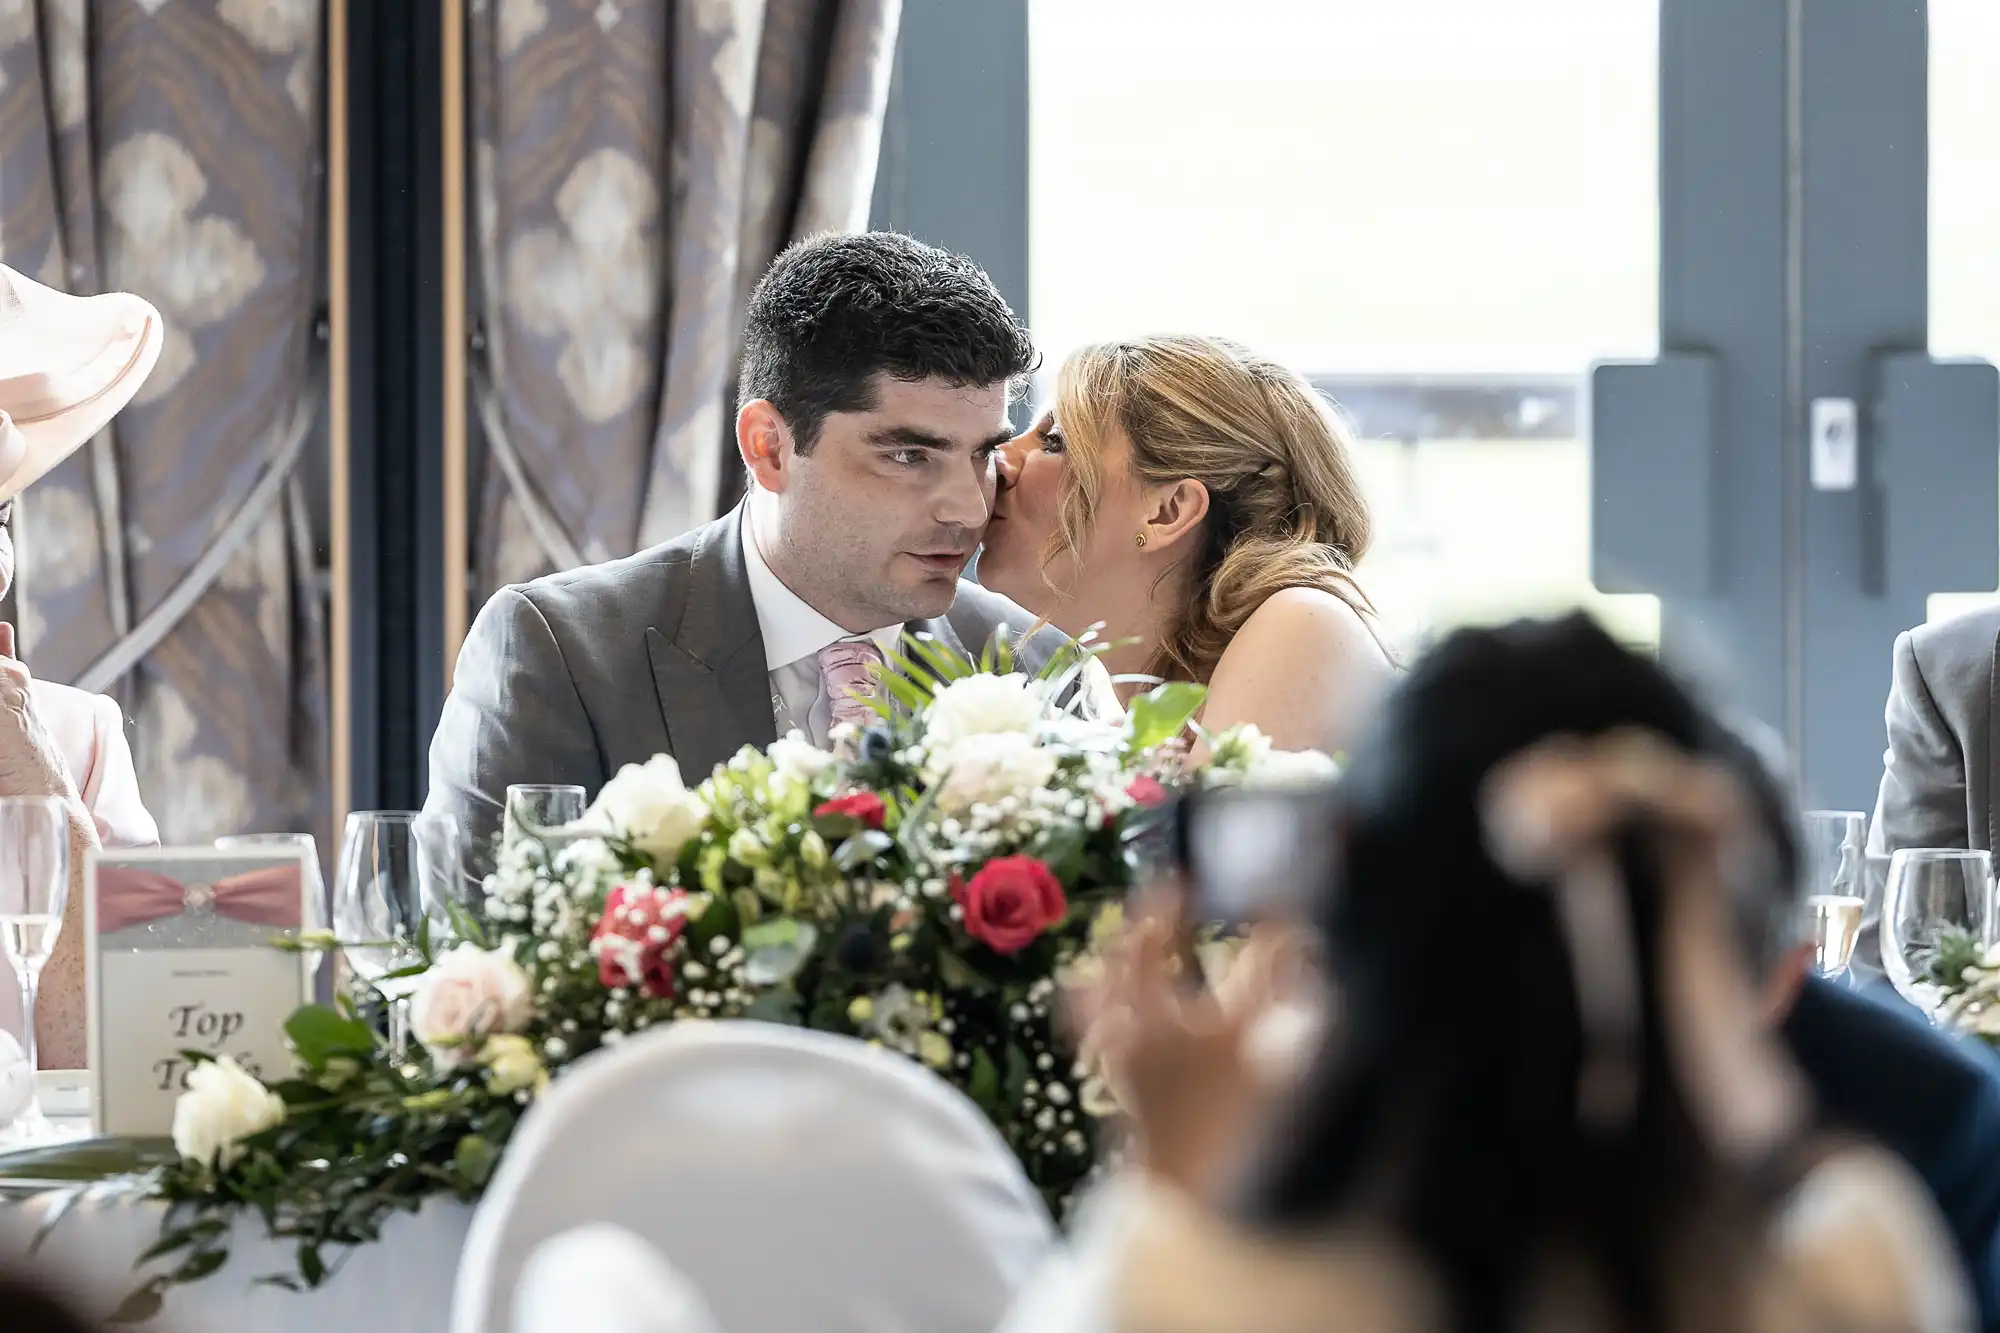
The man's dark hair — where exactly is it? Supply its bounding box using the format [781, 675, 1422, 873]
[738, 231, 1038, 452]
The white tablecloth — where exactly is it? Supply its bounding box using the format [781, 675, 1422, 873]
[1, 1188, 472, 1333]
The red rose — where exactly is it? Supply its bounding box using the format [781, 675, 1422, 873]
[815, 791, 887, 831]
[591, 883, 694, 999]
[952, 856, 1068, 955]
[1125, 775, 1170, 808]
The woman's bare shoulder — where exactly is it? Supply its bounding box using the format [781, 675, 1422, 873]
[1223, 588, 1390, 678]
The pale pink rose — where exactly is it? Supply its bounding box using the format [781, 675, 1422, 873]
[410, 945, 534, 1066]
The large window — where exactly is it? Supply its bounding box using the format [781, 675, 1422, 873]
[1926, 0, 2000, 625]
[1028, 0, 1661, 651]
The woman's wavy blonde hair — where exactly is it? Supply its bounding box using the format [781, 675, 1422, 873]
[1046, 335, 1376, 684]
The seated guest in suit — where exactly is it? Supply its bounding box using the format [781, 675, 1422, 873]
[1012, 616, 1969, 1333]
[427, 232, 1071, 862]
[1869, 604, 2000, 855]
[1727, 728, 2000, 1332]
[0, 266, 164, 1068]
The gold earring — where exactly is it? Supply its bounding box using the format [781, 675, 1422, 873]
[1134, 531, 1148, 549]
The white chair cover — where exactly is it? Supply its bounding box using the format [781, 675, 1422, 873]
[513, 1224, 722, 1333]
[452, 1021, 1058, 1333]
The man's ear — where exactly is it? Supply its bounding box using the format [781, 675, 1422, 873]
[1139, 479, 1210, 553]
[738, 399, 794, 494]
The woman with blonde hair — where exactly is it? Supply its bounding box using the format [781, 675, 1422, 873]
[979, 336, 1391, 756]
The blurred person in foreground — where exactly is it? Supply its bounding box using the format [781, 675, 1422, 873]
[1731, 732, 2000, 1332]
[0, 266, 163, 1069]
[1010, 615, 1969, 1333]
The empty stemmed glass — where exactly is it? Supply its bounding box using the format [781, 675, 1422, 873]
[334, 811, 463, 1052]
[0, 796, 69, 1143]
[1882, 848, 1995, 1016]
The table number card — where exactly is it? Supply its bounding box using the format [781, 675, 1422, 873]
[86, 846, 314, 1137]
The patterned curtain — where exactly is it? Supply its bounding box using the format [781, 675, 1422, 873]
[469, 0, 901, 598]
[0, 1, 327, 845]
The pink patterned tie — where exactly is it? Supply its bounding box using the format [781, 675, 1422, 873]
[818, 640, 887, 732]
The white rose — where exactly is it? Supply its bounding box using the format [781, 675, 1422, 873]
[932, 731, 1059, 814]
[410, 944, 534, 1065]
[583, 755, 710, 862]
[768, 732, 834, 786]
[172, 1056, 286, 1170]
[1245, 746, 1340, 788]
[923, 673, 1043, 748]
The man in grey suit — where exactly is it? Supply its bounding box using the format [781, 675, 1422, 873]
[1869, 603, 2000, 856]
[425, 232, 1065, 862]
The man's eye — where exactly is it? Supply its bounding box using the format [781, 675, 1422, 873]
[887, 449, 927, 468]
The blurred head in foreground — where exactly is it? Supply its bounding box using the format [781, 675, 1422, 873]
[1243, 614, 1811, 1333]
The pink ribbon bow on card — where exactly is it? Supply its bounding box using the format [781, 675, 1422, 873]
[97, 865, 302, 935]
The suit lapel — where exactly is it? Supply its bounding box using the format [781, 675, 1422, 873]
[646, 505, 776, 783]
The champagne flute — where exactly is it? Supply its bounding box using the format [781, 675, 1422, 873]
[333, 812, 431, 1052]
[215, 833, 328, 988]
[0, 796, 68, 1142]
[1882, 848, 1995, 1016]
[1801, 811, 1867, 978]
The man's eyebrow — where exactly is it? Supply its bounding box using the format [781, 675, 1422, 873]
[866, 425, 1016, 454]
[865, 425, 955, 451]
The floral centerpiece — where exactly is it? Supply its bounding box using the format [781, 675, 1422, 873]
[1927, 927, 2000, 1042]
[70, 636, 1330, 1318]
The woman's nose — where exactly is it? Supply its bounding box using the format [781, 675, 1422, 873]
[995, 433, 1029, 491]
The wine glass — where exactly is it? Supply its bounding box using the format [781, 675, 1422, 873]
[215, 833, 328, 986]
[334, 812, 459, 1050]
[0, 796, 69, 1142]
[1801, 811, 1867, 978]
[503, 784, 586, 847]
[1881, 848, 1995, 1015]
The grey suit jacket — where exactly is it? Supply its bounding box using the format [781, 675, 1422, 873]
[425, 505, 1070, 864]
[1868, 603, 2000, 856]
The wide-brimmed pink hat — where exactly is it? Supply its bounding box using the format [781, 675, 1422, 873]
[0, 263, 163, 505]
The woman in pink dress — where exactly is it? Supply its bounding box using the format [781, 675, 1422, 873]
[0, 265, 164, 1067]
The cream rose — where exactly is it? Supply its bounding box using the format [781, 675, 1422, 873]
[932, 731, 1059, 813]
[767, 732, 835, 786]
[172, 1057, 286, 1170]
[410, 944, 534, 1065]
[922, 673, 1042, 749]
[583, 755, 710, 861]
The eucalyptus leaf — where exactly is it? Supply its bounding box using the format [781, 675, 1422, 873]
[1124, 681, 1208, 750]
[969, 1048, 1000, 1107]
[745, 920, 818, 986]
[108, 1280, 168, 1325]
[172, 1248, 229, 1284]
[285, 1006, 377, 1067]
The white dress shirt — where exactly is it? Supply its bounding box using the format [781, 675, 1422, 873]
[741, 499, 904, 747]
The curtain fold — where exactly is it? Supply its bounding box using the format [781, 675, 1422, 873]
[0, 0, 328, 847]
[471, 0, 901, 598]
